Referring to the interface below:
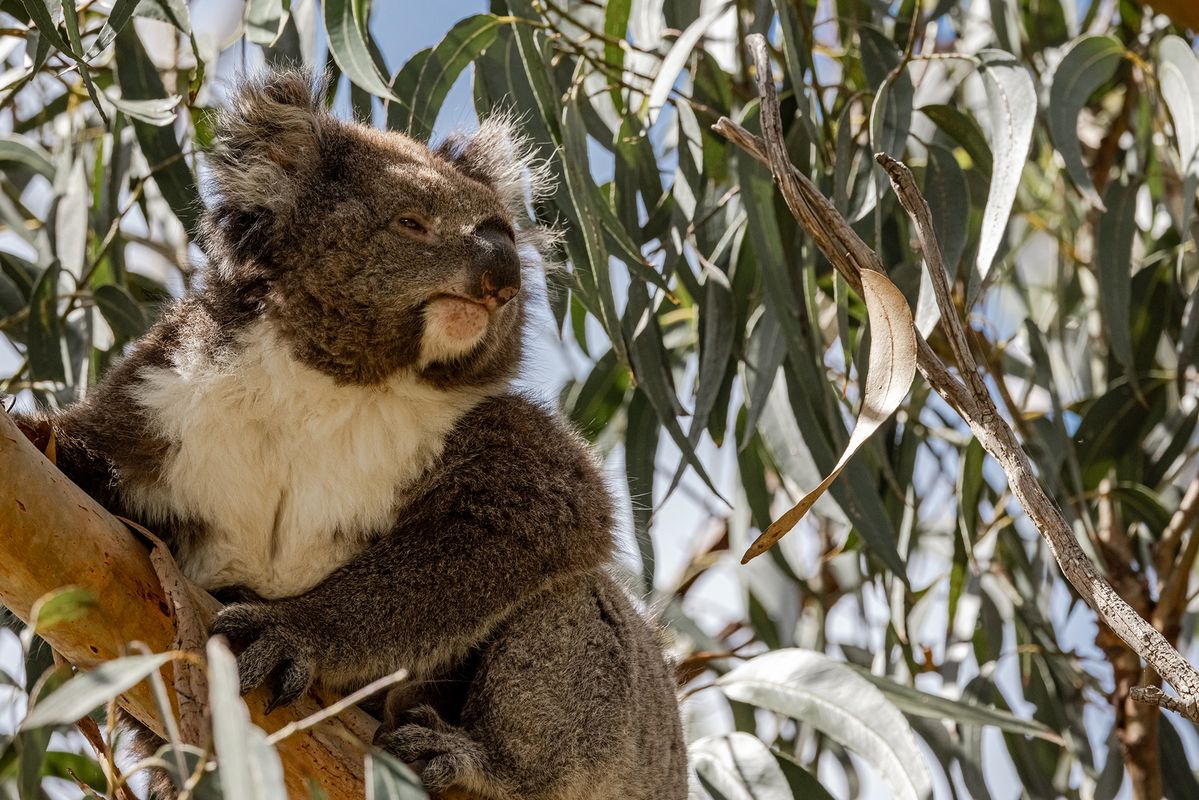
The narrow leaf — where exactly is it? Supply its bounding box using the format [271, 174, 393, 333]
[22, 653, 173, 729]
[742, 270, 916, 562]
[1047, 35, 1124, 209]
[646, 2, 728, 128]
[974, 50, 1036, 285]
[207, 639, 286, 800]
[1096, 179, 1138, 377]
[1159, 35, 1199, 235]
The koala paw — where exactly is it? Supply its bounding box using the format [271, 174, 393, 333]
[210, 603, 314, 713]
[375, 711, 484, 794]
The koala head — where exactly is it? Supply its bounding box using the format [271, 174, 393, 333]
[201, 70, 553, 389]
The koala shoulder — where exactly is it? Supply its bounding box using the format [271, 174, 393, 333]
[424, 394, 616, 544]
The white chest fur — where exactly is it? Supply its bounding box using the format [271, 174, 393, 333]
[128, 321, 483, 599]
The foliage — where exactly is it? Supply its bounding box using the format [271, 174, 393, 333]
[0, 0, 1198, 797]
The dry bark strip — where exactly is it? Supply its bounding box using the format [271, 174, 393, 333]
[716, 33, 1199, 723]
[0, 409, 378, 797]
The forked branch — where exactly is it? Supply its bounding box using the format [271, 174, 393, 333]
[715, 33, 1199, 723]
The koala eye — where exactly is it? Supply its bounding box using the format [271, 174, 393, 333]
[395, 217, 427, 234]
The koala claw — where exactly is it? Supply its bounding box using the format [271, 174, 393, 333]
[210, 603, 314, 709]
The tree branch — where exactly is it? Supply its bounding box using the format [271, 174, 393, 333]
[714, 32, 1199, 723]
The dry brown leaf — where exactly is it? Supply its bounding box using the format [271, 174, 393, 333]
[742, 270, 917, 563]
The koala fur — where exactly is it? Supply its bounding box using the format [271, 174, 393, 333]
[18, 71, 687, 799]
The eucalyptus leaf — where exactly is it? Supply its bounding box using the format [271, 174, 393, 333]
[974, 50, 1036, 288]
[691, 732, 792, 800]
[1046, 35, 1124, 209]
[207, 639, 286, 800]
[718, 649, 933, 800]
[22, 653, 173, 729]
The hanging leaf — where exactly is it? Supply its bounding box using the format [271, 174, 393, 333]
[323, 0, 399, 101]
[742, 270, 916, 563]
[1046, 35, 1124, 210]
[390, 14, 501, 141]
[1095, 179, 1138, 379]
[646, 2, 729, 128]
[974, 50, 1036, 288]
[245, 0, 288, 46]
[718, 649, 933, 800]
[93, 284, 148, 341]
[25, 260, 65, 383]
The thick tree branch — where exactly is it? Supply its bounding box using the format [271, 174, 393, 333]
[715, 33, 1199, 723]
[0, 409, 376, 797]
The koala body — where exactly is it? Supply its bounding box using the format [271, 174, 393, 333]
[22, 72, 687, 799]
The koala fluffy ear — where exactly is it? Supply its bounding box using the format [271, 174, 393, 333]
[436, 115, 552, 215]
[209, 70, 329, 215]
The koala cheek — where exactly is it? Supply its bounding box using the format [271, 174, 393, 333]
[419, 297, 490, 365]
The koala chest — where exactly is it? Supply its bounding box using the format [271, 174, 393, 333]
[128, 323, 480, 599]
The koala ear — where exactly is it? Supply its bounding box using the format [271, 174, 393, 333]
[436, 115, 551, 214]
[209, 70, 329, 214]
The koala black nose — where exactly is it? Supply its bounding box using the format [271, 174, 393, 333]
[471, 219, 520, 308]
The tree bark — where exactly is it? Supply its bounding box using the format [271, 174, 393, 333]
[0, 409, 374, 798]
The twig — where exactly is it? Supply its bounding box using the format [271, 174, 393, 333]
[715, 32, 1199, 723]
[265, 668, 408, 746]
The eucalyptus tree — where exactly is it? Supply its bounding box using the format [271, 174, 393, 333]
[0, 0, 1198, 798]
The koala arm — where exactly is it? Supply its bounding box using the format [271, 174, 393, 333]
[212, 396, 617, 707]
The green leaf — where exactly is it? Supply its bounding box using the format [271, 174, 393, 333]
[245, 0, 288, 46]
[366, 750, 428, 799]
[390, 14, 501, 141]
[0, 268, 21, 319]
[106, 95, 180, 126]
[18, 0, 78, 58]
[974, 49, 1036, 288]
[602, 0, 631, 108]
[1095, 178, 1138, 377]
[86, 0, 141, 58]
[1047, 35, 1124, 209]
[691, 732, 792, 800]
[1159, 35, 1199, 236]
[0, 134, 55, 179]
[718, 649, 933, 800]
[916, 143, 970, 334]
[773, 751, 836, 800]
[113, 25, 201, 239]
[94, 283, 148, 340]
[323, 0, 398, 102]
[29, 587, 97, 634]
[42, 750, 107, 793]
[919, 104, 993, 175]
[22, 653, 173, 728]
[845, 663, 1061, 741]
[207, 639, 286, 799]
[625, 388, 659, 596]
[26, 260, 65, 383]
[1160, 712, 1199, 800]
[646, 2, 728, 127]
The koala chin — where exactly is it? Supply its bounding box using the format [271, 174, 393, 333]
[16, 71, 688, 799]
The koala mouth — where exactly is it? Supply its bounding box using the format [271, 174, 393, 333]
[419, 294, 494, 365]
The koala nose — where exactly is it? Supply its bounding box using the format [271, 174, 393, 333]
[471, 219, 520, 308]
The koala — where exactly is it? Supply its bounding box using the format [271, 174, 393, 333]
[15, 72, 687, 799]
